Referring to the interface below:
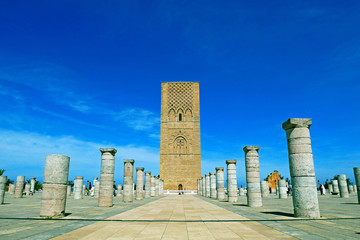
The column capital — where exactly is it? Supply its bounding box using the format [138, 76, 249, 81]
[209, 172, 215, 175]
[215, 167, 224, 171]
[124, 159, 135, 164]
[226, 159, 237, 165]
[136, 167, 144, 171]
[205, 173, 210, 177]
[99, 148, 117, 154]
[145, 171, 151, 175]
[75, 176, 83, 180]
[243, 146, 260, 152]
[282, 118, 312, 130]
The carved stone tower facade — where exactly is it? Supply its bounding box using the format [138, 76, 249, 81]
[160, 82, 201, 190]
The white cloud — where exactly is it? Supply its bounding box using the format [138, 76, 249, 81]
[0, 129, 159, 182]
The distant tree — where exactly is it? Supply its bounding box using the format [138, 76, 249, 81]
[26, 179, 31, 184]
[279, 174, 284, 180]
[67, 180, 74, 187]
[346, 178, 353, 186]
[285, 177, 290, 184]
[34, 180, 42, 191]
[324, 179, 329, 189]
[0, 169, 5, 176]
[6, 178, 14, 186]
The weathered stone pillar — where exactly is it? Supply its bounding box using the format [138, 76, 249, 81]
[98, 148, 116, 207]
[260, 181, 269, 198]
[9, 184, 15, 194]
[82, 185, 86, 196]
[136, 167, 144, 200]
[226, 160, 238, 203]
[67, 185, 71, 197]
[349, 185, 354, 194]
[74, 176, 83, 199]
[278, 180, 287, 199]
[15, 176, 25, 198]
[0, 176, 7, 204]
[155, 176, 160, 196]
[94, 180, 100, 198]
[30, 177, 36, 194]
[205, 174, 210, 197]
[24, 183, 31, 196]
[117, 184, 122, 197]
[123, 159, 135, 202]
[216, 167, 225, 201]
[332, 179, 339, 194]
[40, 154, 70, 217]
[202, 176, 205, 196]
[338, 174, 349, 198]
[150, 175, 155, 197]
[197, 179, 200, 195]
[328, 183, 333, 194]
[282, 118, 320, 218]
[209, 172, 216, 199]
[239, 187, 245, 196]
[244, 146, 262, 207]
[144, 171, 151, 198]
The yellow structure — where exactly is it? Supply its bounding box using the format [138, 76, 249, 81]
[267, 170, 281, 190]
[160, 82, 201, 190]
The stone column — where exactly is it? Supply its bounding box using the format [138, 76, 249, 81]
[74, 176, 83, 199]
[144, 171, 151, 198]
[260, 181, 269, 198]
[349, 185, 354, 194]
[30, 177, 36, 194]
[239, 187, 245, 196]
[117, 184, 122, 197]
[160, 179, 164, 195]
[94, 180, 100, 198]
[136, 167, 144, 200]
[155, 177, 160, 196]
[82, 185, 86, 196]
[332, 179, 339, 194]
[123, 159, 135, 202]
[98, 148, 117, 207]
[67, 185, 71, 197]
[226, 160, 238, 202]
[244, 146, 262, 207]
[202, 176, 205, 196]
[15, 176, 25, 198]
[150, 175, 155, 197]
[338, 174, 349, 198]
[278, 180, 287, 199]
[197, 179, 200, 195]
[205, 174, 210, 197]
[0, 176, 7, 204]
[40, 154, 70, 217]
[24, 183, 31, 196]
[210, 172, 216, 199]
[9, 184, 15, 194]
[328, 183, 333, 194]
[282, 118, 320, 218]
[216, 167, 225, 201]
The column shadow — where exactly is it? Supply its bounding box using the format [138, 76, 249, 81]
[261, 211, 294, 217]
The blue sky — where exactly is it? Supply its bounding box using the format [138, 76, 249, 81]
[0, 1, 359, 187]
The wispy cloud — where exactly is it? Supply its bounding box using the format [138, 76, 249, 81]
[0, 83, 24, 101]
[109, 107, 160, 131]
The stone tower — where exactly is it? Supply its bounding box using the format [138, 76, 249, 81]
[160, 82, 201, 190]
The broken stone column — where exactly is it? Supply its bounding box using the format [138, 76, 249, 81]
[136, 167, 144, 200]
[202, 176, 206, 196]
[74, 176, 83, 199]
[82, 185, 86, 196]
[332, 179, 339, 194]
[356, 168, 360, 204]
[94, 180, 100, 198]
[24, 183, 31, 196]
[210, 172, 216, 199]
[244, 146, 262, 207]
[338, 174, 349, 198]
[40, 154, 70, 217]
[98, 148, 116, 207]
[144, 171, 151, 198]
[216, 167, 225, 201]
[226, 160, 238, 203]
[123, 159, 135, 202]
[260, 181, 269, 198]
[155, 176, 160, 196]
[0, 176, 7, 204]
[282, 118, 320, 218]
[150, 175, 155, 197]
[15, 176, 25, 198]
[205, 174, 210, 197]
[30, 177, 36, 194]
[117, 184, 122, 197]
[278, 180, 287, 199]
[328, 183, 333, 194]
[9, 184, 15, 194]
[67, 185, 71, 197]
[349, 185, 354, 194]
[239, 187, 245, 196]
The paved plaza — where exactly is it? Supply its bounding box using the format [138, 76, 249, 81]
[0, 192, 359, 239]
